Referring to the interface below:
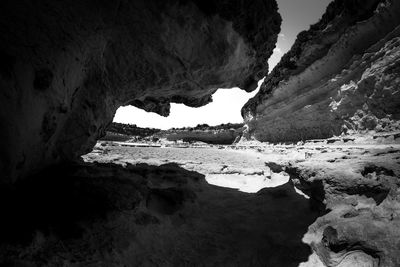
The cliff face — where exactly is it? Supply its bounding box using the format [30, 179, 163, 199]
[242, 0, 400, 142]
[152, 123, 244, 145]
[0, 0, 280, 182]
[106, 123, 161, 138]
[160, 129, 243, 145]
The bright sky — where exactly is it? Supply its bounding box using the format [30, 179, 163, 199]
[114, 0, 332, 130]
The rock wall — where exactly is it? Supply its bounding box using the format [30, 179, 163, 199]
[0, 0, 280, 182]
[242, 0, 400, 142]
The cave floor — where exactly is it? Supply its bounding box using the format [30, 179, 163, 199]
[1, 141, 399, 266]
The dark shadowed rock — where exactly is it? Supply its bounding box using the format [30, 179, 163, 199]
[0, 0, 280, 182]
[0, 158, 322, 266]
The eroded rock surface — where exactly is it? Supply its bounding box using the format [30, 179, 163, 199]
[277, 144, 400, 267]
[242, 0, 400, 142]
[0, 0, 281, 182]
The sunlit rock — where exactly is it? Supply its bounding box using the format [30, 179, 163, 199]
[242, 0, 400, 142]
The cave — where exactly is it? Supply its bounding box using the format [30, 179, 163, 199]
[1, 0, 400, 266]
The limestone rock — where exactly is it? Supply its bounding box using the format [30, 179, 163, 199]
[286, 146, 400, 267]
[0, 0, 280, 182]
[242, 0, 400, 142]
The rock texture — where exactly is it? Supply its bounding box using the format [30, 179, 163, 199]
[284, 146, 400, 267]
[0, 0, 281, 182]
[242, 0, 400, 142]
[233, 139, 400, 266]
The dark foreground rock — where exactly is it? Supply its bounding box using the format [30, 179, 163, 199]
[0, 159, 321, 266]
[0, 0, 281, 182]
[242, 0, 400, 142]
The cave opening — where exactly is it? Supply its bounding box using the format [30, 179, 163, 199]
[113, 84, 261, 131]
[104, 78, 307, 193]
[1, 0, 400, 265]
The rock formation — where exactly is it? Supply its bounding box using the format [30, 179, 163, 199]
[238, 1, 400, 265]
[242, 0, 400, 142]
[285, 146, 400, 266]
[0, 0, 281, 182]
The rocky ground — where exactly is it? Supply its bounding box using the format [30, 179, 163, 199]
[1, 136, 398, 266]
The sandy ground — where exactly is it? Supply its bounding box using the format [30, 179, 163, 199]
[84, 144, 292, 193]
